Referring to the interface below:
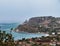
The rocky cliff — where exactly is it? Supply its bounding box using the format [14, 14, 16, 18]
[15, 16, 60, 33]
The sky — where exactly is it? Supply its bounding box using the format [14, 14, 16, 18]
[0, 0, 60, 23]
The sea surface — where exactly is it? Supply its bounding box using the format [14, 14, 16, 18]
[0, 23, 49, 40]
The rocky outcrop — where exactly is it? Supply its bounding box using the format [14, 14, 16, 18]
[15, 16, 60, 33]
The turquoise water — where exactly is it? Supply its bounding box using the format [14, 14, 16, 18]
[0, 23, 49, 40]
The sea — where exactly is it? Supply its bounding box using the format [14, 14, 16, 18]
[0, 23, 49, 40]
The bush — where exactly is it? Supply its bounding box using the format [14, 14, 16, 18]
[0, 30, 15, 46]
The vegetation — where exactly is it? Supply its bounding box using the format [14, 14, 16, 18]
[1, 30, 60, 46]
[0, 30, 14, 46]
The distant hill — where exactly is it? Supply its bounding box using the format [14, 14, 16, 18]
[15, 16, 60, 33]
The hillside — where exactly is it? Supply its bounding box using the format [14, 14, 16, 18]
[15, 16, 60, 33]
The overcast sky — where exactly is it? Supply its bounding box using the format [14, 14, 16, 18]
[0, 0, 60, 23]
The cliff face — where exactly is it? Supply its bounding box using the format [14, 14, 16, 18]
[15, 16, 60, 33]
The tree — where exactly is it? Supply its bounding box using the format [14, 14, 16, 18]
[0, 31, 15, 46]
[10, 28, 13, 34]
